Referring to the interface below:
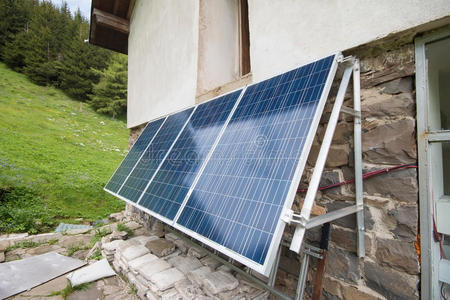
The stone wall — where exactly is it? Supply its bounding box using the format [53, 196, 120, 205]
[126, 42, 420, 299]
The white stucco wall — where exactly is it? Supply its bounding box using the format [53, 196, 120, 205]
[127, 0, 450, 127]
[127, 0, 199, 128]
[248, 0, 450, 82]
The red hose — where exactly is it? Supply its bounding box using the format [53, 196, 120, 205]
[297, 163, 418, 193]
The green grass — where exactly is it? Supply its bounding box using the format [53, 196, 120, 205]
[117, 223, 133, 237]
[0, 62, 127, 233]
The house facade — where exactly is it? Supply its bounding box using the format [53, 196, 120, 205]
[90, 1, 450, 299]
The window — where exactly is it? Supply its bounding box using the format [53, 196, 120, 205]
[196, 0, 251, 96]
[416, 26, 450, 300]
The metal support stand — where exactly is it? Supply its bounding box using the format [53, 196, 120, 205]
[286, 57, 365, 298]
[165, 57, 364, 300]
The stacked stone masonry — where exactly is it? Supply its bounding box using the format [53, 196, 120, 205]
[103, 215, 270, 300]
[128, 41, 420, 299]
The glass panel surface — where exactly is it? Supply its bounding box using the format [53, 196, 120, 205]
[139, 90, 242, 220]
[105, 118, 165, 193]
[177, 55, 336, 266]
[118, 108, 194, 203]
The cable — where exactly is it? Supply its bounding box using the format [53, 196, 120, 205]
[297, 162, 418, 193]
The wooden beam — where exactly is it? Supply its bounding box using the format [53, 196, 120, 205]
[127, 0, 135, 20]
[93, 8, 129, 35]
[113, 0, 120, 15]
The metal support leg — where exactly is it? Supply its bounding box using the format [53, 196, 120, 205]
[290, 64, 354, 253]
[353, 59, 365, 258]
[295, 253, 310, 300]
[268, 246, 282, 287]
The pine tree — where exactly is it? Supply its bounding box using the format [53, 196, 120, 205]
[89, 54, 128, 118]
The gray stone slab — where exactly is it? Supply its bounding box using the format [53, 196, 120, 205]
[128, 253, 158, 271]
[121, 244, 149, 262]
[136, 259, 171, 281]
[128, 235, 158, 245]
[20, 275, 68, 297]
[145, 239, 175, 257]
[102, 240, 124, 252]
[164, 233, 179, 242]
[200, 256, 222, 270]
[187, 266, 213, 286]
[0, 252, 85, 299]
[174, 278, 206, 299]
[168, 256, 203, 274]
[150, 267, 185, 291]
[187, 247, 207, 259]
[202, 270, 239, 295]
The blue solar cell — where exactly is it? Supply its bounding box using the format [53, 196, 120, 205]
[138, 90, 242, 220]
[104, 118, 165, 193]
[176, 55, 336, 267]
[118, 108, 194, 203]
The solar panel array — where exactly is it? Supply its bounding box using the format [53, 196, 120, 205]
[105, 54, 338, 275]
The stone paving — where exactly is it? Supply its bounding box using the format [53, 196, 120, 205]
[0, 211, 270, 300]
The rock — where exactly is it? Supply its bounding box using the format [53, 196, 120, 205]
[325, 247, 360, 284]
[20, 275, 68, 297]
[124, 221, 141, 231]
[109, 212, 125, 222]
[319, 171, 341, 194]
[375, 238, 419, 275]
[342, 285, 382, 300]
[136, 259, 171, 281]
[26, 244, 61, 256]
[173, 239, 189, 254]
[132, 227, 152, 236]
[86, 242, 100, 259]
[145, 239, 175, 257]
[150, 221, 165, 237]
[150, 267, 185, 291]
[330, 226, 372, 254]
[202, 270, 239, 295]
[322, 276, 342, 298]
[71, 249, 90, 260]
[378, 77, 413, 95]
[168, 256, 203, 274]
[188, 266, 213, 286]
[164, 233, 179, 242]
[110, 231, 128, 241]
[174, 279, 206, 299]
[362, 119, 416, 164]
[326, 201, 373, 231]
[309, 143, 350, 168]
[160, 288, 183, 300]
[102, 240, 125, 252]
[187, 247, 207, 259]
[59, 235, 91, 248]
[24, 232, 62, 244]
[364, 261, 418, 299]
[0, 251, 4, 262]
[364, 167, 418, 204]
[128, 235, 158, 245]
[103, 285, 122, 295]
[66, 228, 91, 235]
[121, 244, 150, 262]
[117, 239, 140, 252]
[200, 256, 222, 270]
[389, 205, 418, 239]
[0, 240, 10, 252]
[128, 253, 158, 271]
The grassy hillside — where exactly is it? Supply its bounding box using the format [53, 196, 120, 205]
[0, 63, 127, 233]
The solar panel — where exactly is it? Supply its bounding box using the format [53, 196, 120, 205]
[104, 118, 165, 194]
[117, 108, 195, 203]
[138, 90, 243, 221]
[175, 54, 338, 274]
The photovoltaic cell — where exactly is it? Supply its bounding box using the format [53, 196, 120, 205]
[138, 90, 242, 220]
[104, 118, 165, 193]
[176, 55, 336, 268]
[118, 108, 194, 203]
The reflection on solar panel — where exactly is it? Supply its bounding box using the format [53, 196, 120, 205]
[118, 108, 194, 203]
[175, 55, 337, 273]
[104, 118, 165, 194]
[138, 90, 242, 220]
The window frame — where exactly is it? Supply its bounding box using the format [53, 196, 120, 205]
[415, 25, 450, 300]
